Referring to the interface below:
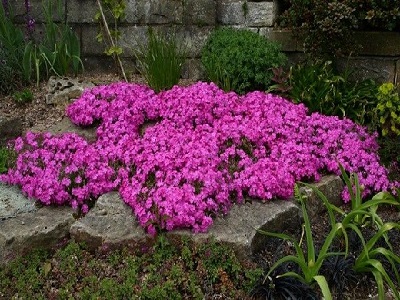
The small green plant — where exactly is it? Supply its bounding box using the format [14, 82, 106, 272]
[13, 89, 33, 105]
[376, 82, 400, 137]
[257, 184, 348, 300]
[300, 165, 400, 300]
[134, 28, 185, 93]
[0, 146, 16, 174]
[95, 0, 127, 81]
[353, 222, 400, 300]
[201, 27, 287, 95]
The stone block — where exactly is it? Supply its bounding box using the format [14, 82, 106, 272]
[336, 57, 398, 84]
[261, 29, 297, 52]
[217, 0, 246, 25]
[70, 192, 148, 251]
[355, 31, 400, 56]
[120, 25, 149, 56]
[82, 55, 117, 73]
[67, 0, 97, 23]
[142, 0, 183, 24]
[125, 0, 145, 23]
[0, 206, 75, 265]
[181, 58, 206, 80]
[7, 0, 64, 23]
[246, 1, 274, 27]
[81, 25, 105, 55]
[183, 0, 216, 26]
[173, 26, 214, 58]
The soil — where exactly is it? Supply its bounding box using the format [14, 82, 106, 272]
[0, 72, 399, 299]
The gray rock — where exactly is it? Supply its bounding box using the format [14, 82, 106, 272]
[0, 116, 23, 146]
[0, 183, 37, 220]
[169, 199, 300, 261]
[217, 1, 246, 25]
[70, 192, 148, 251]
[246, 2, 275, 27]
[183, 0, 216, 26]
[45, 76, 95, 105]
[47, 117, 97, 143]
[0, 206, 75, 265]
[300, 175, 344, 222]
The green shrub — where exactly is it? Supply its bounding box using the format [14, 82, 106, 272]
[134, 28, 185, 93]
[270, 61, 379, 126]
[201, 27, 287, 95]
[0, 147, 16, 174]
[376, 83, 400, 137]
[13, 89, 34, 105]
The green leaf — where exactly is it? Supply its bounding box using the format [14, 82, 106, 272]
[313, 275, 332, 300]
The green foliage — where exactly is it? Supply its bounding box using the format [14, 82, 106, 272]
[278, 0, 400, 58]
[134, 28, 185, 93]
[0, 146, 16, 174]
[376, 82, 400, 137]
[13, 88, 33, 105]
[0, 237, 260, 298]
[0, 44, 22, 94]
[0, 4, 26, 93]
[299, 165, 400, 300]
[0, 0, 82, 88]
[257, 184, 346, 300]
[201, 27, 287, 95]
[353, 222, 400, 300]
[270, 61, 379, 126]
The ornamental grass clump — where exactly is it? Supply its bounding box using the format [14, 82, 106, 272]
[1, 82, 398, 234]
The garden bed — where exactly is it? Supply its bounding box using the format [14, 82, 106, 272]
[0, 73, 399, 299]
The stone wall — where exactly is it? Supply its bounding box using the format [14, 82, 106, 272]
[7, 0, 400, 83]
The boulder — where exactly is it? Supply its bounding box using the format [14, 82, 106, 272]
[0, 206, 75, 265]
[45, 76, 95, 105]
[70, 192, 148, 251]
[47, 117, 97, 142]
[300, 175, 344, 221]
[170, 199, 301, 261]
[0, 183, 37, 220]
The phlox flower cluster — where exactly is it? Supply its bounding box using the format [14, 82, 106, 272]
[1, 82, 397, 234]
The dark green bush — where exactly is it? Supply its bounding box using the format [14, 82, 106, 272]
[278, 0, 400, 59]
[201, 27, 287, 95]
[269, 61, 379, 126]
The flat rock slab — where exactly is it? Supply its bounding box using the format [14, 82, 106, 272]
[0, 183, 37, 220]
[70, 192, 148, 251]
[0, 206, 75, 265]
[170, 200, 300, 261]
[47, 117, 97, 142]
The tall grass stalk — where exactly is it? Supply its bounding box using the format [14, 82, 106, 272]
[134, 28, 185, 92]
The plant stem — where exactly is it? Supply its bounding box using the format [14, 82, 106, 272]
[96, 0, 127, 82]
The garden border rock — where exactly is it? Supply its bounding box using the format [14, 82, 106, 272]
[0, 175, 343, 266]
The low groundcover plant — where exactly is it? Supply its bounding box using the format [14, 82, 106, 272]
[0, 82, 398, 234]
